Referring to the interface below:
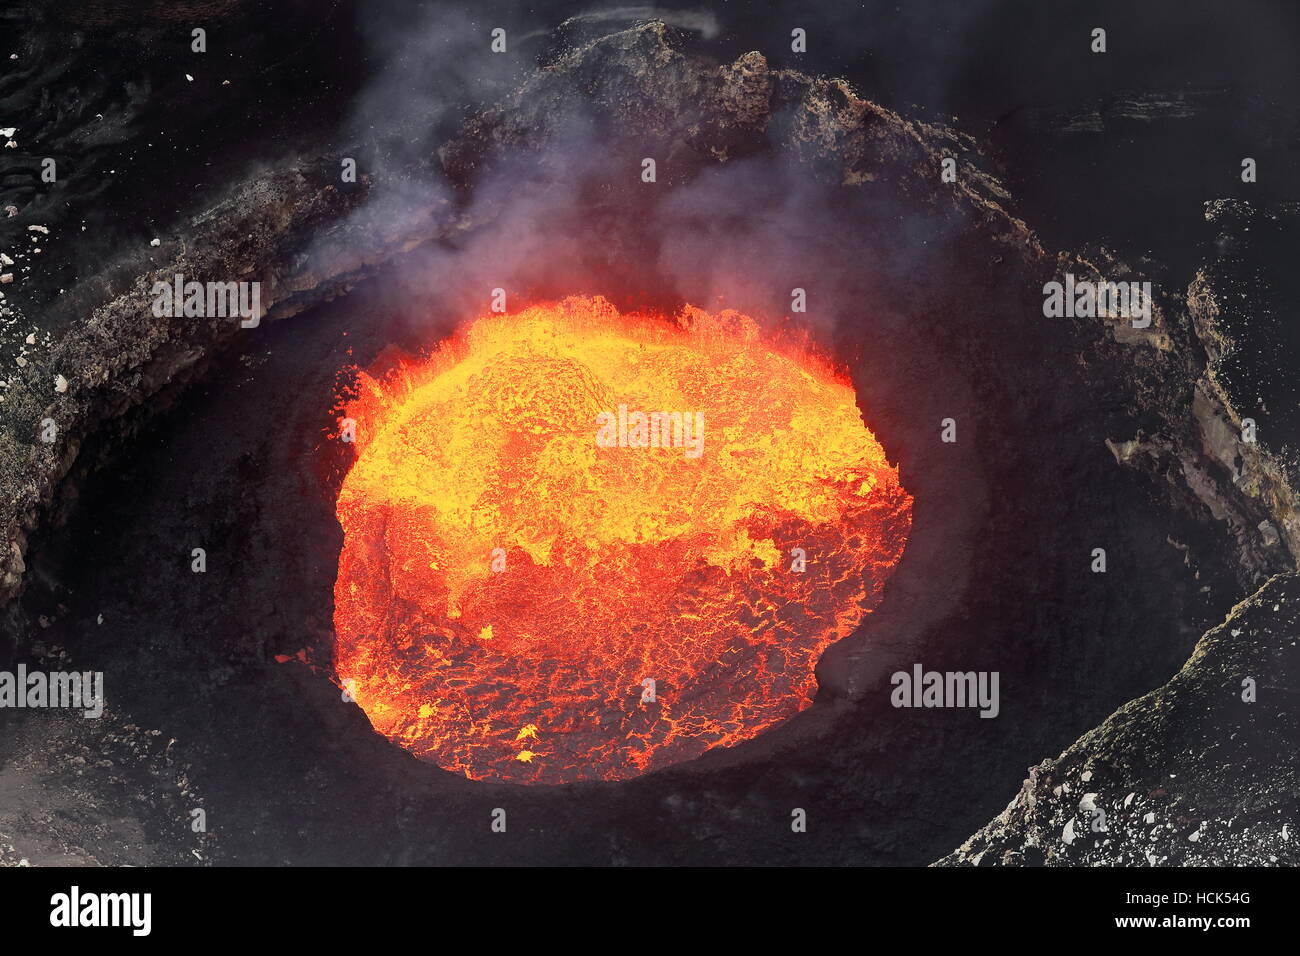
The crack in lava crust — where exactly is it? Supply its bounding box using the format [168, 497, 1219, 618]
[332, 295, 912, 784]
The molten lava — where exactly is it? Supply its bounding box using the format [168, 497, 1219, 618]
[333, 296, 912, 784]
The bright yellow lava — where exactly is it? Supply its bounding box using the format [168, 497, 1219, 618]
[333, 295, 912, 784]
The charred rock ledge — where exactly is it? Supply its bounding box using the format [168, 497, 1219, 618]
[939, 572, 1299, 866]
[2, 22, 1293, 606]
[1, 21, 1296, 864]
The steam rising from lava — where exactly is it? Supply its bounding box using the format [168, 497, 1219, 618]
[333, 296, 911, 784]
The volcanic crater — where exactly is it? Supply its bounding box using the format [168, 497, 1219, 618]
[2, 14, 1295, 866]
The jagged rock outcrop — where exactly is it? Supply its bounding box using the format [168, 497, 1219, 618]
[938, 573, 1299, 866]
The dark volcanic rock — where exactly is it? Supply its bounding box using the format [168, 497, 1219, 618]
[938, 572, 1300, 866]
[3, 20, 1292, 616]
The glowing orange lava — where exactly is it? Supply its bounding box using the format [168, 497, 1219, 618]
[333, 296, 911, 784]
